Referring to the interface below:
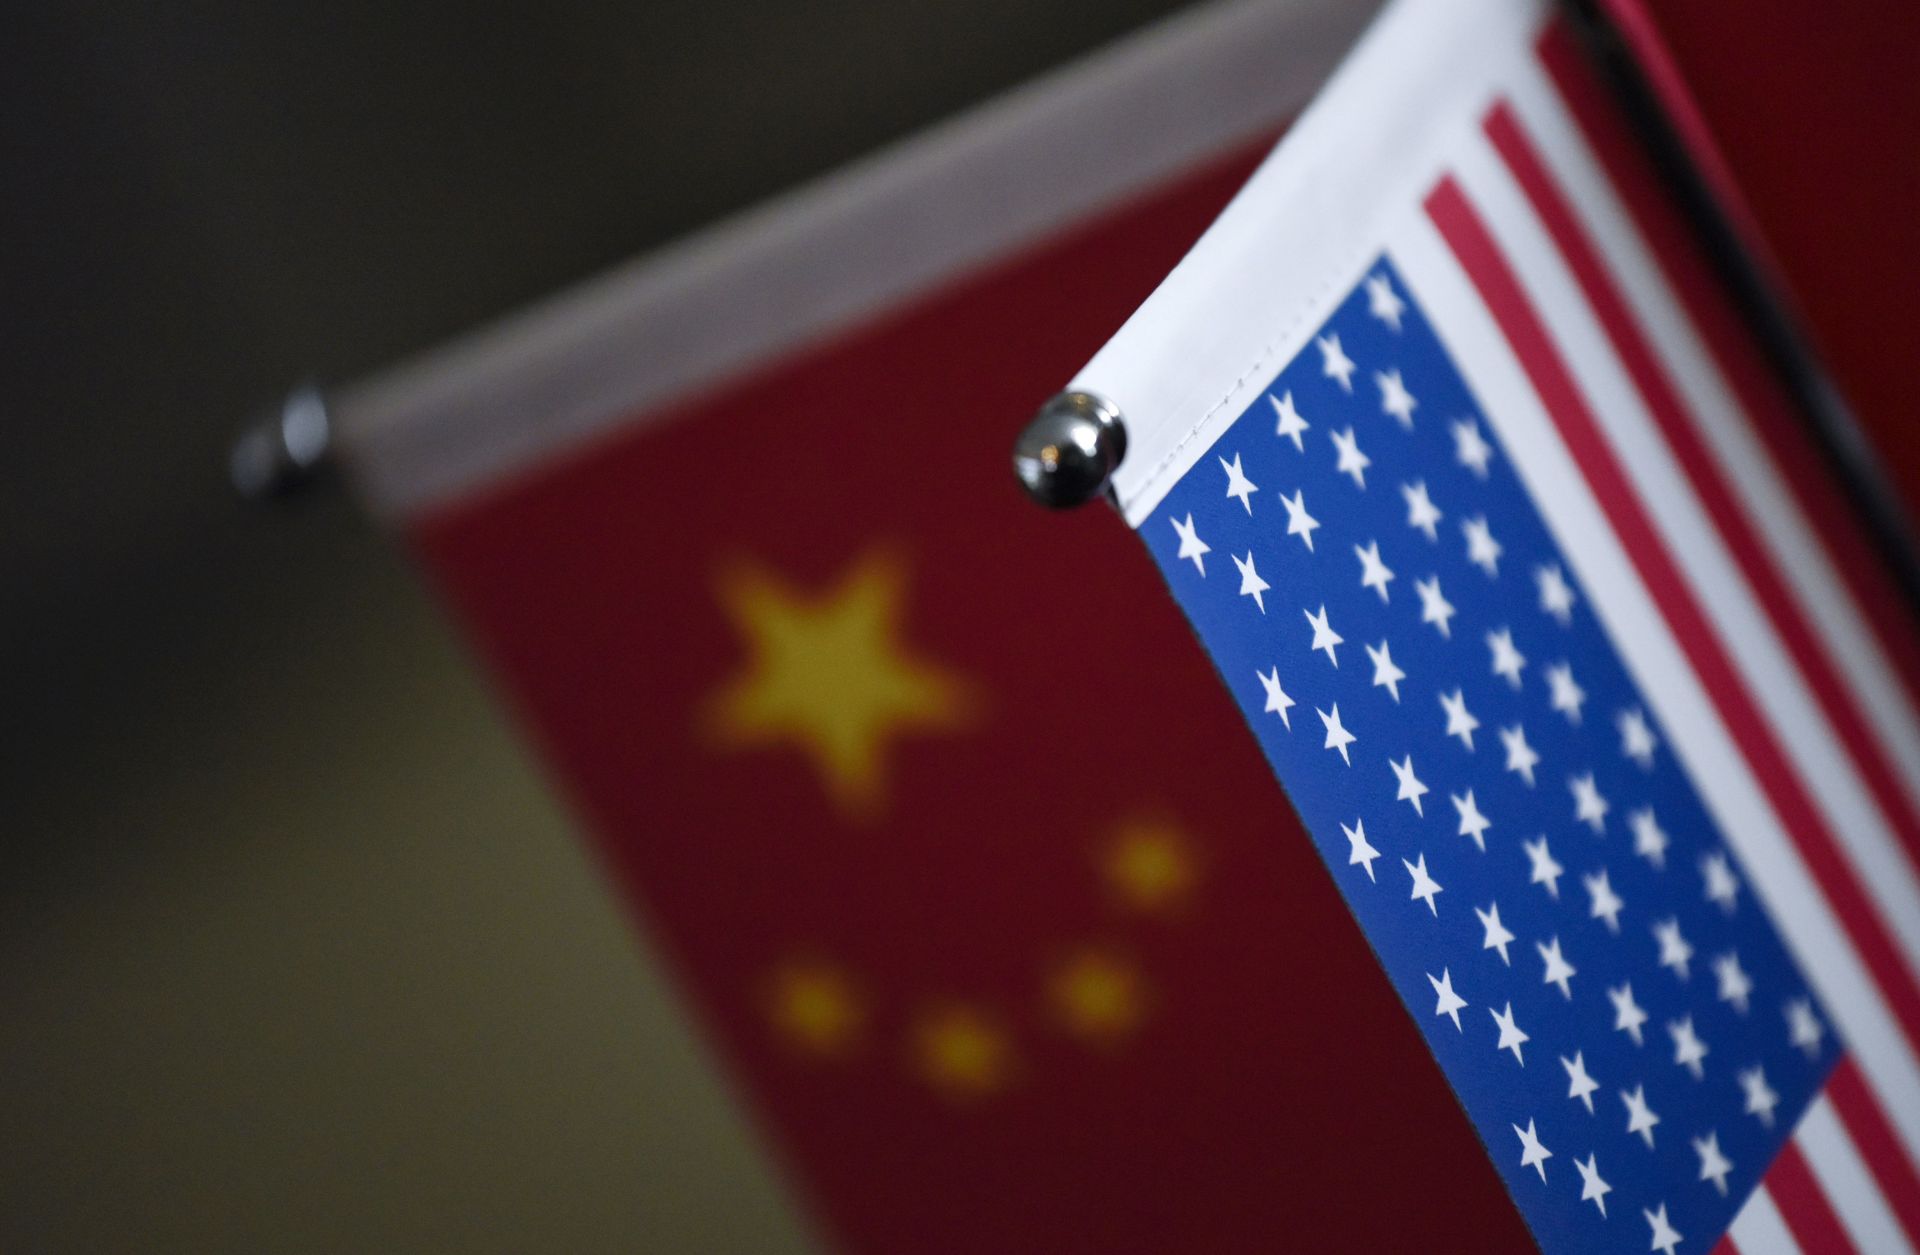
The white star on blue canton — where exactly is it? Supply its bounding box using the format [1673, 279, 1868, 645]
[1524, 835, 1564, 899]
[1304, 604, 1343, 667]
[1390, 754, 1428, 816]
[1366, 273, 1406, 331]
[1585, 867, 1625, 934]
[1575, 1153, 1611, 1216]
[1367, 639, 1406, 703]
[1536, 562, 1576, 625]
[1512, 1118, 1551, 1181]
[1281, 488, 1320, 551]
[1740, 1065, 1779, 1127]
[1786, 998, 1825, 1059]
[1561, 1051, 1599, 1113]
[1545, 661, 1586, 725]
[1619, 706, 1659, 769]
[1490, 1002, 1529, 1065]
[1646, 1203, 1683, 1255]
[1428, 967, 1467, 1030]
[1331, 425, 1371, 489]
[1462, 514, 1502, 577]
[1440, 688, 1479, 750]
[1318, 704, 1356, 766]
[1269, 390, 1309, 450]
[1714, 951, 1754, 1015]
[1452, 416, 1495, 478]
[1232, 551, 1269, 614]
[1343, 816, 1380, 880]
[1219, 452, 1258, 513]
[1653, 917, 1693, 981]
[1477, 901, 1516, 965]
[1501, 723, 1539, 787]
[1669, 1016, 1709, 1079]
[1693, 1131, 1733, 1196]
[1703, 851, 1741, 914]
[1170, 513, 1209, 576]
[1355, 540, 1395, 602]
[1630, 807, 1670, 870]
[1377, 369, 1417, 428]
[1622, 1084, 1661, 1147]
[1256, 666, 1294, 730]
[1403, 480, 1442, 541]
[1403, 852, 1443, 915]
[1538, 936, 1576, 1000]
[1610, 983, 1649, 1046]
[1488, 627, 1527, 689]
[1571, 772, 1609, 833]
[1452, 788, 1490, 851]
[1317, 333, 1356, 392]
[1416, 576, 1457, 639]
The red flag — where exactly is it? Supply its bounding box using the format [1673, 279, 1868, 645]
[337, 4, 1531, 1247]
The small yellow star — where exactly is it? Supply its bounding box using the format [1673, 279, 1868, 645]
[1048, 948, 1148, 1045]
[911, 1004, 1012, 1099]
[1102, 816, 1200, 914]
[767, 960, 863, 1058]
[703, 550, 973, 821]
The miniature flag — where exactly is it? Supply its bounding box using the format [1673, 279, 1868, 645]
[1077, 1, 1920, 1252]
[327, 2, 1537, 1250]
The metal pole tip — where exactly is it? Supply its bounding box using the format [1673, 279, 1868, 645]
[231, 384, 333, 501]
[1012, 390, 1127, 509]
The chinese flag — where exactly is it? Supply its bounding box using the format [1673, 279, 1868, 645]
[405, 137, 1529, 1254]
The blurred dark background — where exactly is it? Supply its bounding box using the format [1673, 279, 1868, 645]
[11, 0, 1919, 1249]
[0, 1, 1207, 1248]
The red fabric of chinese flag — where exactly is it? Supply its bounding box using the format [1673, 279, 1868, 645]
[1616, 0, 1920, 516]
[404, 143, 1529, 1250]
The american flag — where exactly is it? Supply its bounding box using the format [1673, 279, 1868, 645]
[1103, 4, 1920, 1252]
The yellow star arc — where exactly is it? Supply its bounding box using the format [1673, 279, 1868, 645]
[768, 961, 864, 1059]
[912, 1004, 1013, 1099]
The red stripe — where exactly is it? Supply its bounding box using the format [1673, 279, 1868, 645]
[1424, 175, 1920, 1069]
[1483, 95, 1920, 927]
[1537, 21, 1920, 756]
[1711, 1236, 1739, 1255]
[1768, 1139, 1860, 1254]
[1828, 1056, 1920, 1246]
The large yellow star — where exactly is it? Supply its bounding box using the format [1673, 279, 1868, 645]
[703, 549, 973, 820]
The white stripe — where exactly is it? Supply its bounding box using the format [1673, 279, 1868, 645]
[1797, 1095, 1915, 1254]
[1731, 1184, 1805, 1255]
[1508, 56, 1920, 828]
[1390, 207, 1920, 1171]
[334, 0, 1380, 518]
[1452, 122, 1920, 996]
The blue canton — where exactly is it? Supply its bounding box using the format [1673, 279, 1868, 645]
[1141, 258, 1837, 1254]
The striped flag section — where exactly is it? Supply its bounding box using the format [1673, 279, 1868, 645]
[1081, 0, 1920, 1249]
[1417, 27, 1920, 1249]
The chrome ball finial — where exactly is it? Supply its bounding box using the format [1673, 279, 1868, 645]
[1011, 390, 1127, 510]
[230, 383, 333, 501]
